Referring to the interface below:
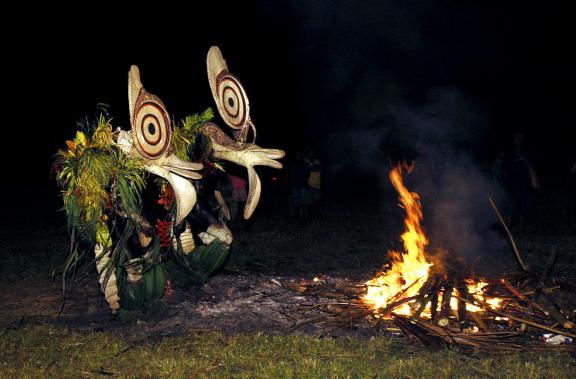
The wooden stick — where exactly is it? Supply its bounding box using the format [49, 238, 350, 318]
[438, 284, 453, 327]
[380, 295, 420, 316]
[553, 278, 576, 291]
[411, 275, 441, 317]
[530, 250, 558, 319]
[502, 278, 548, 316]
[534, 250, 557, 298]
[468, 311, 487, 331]
[502, 277, 539, 331]
[394, 315, 447, 349]
[456, 281, 468, 329]
[489, 197, 528, 271]
[539, 293, 574, 330]
[454, 294, 576, 339]
[430, 292, 439, 322]
[389, 275, 425, 304]
[522, 286, 561, 296]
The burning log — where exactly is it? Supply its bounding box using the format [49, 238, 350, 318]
[430, 291, 439, 322]
[453, 293, 576, 339]
[288, 165, 576, 352]
[437, 283, 454, 327]
[410, 274, 443, 319]
[468, 311, 487, 331]
[456, 279, 469, 330]
[289, 265, 576, 351]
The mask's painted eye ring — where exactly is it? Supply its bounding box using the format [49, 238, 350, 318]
[223, 87, 240, 118]
[217, 73, 249, 128]
[133, 100, 171, 159]
[141, 114, 162, 145]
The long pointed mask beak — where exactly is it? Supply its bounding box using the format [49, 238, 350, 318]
[200, 123, 284, 219]
[205, 46, 285, 219]
[145, 155, 202, 225]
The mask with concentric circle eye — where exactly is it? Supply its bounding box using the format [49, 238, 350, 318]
[207, 46, 253, 141]
[126, 65, 203, 226]
[128, 66, 172, 160]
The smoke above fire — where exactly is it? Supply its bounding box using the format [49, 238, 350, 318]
[324, 84, 510, 272]
[392, 88, 509, 268]
[256, 1, 512, 271]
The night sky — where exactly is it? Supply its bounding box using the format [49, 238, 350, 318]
[5, 1, 574, 227]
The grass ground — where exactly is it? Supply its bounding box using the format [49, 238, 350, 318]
[1, 325, 575, 378]
[0, 188, 575, 378]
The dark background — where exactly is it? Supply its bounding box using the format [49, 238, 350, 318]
[4, 1, 574, 228]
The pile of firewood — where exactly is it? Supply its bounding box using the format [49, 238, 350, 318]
[287, 252, 576, 352]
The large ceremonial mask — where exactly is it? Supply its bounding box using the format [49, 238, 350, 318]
[54, 47, 284, 314]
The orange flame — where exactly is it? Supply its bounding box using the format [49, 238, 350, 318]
[363, 164, 503, 317]
[439, 280, 503, 314]
[363, 164, 432, 315]
[464, 279, 503, 311]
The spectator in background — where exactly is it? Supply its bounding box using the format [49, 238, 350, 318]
[305, 147, 322, 217]
[499, 133, 540, 231]
[290, 150, 312, 222]
[228, 173, 247, 230]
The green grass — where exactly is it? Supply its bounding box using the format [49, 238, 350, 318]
[1, 193, 575, 378]
[1, 325, 574, 379]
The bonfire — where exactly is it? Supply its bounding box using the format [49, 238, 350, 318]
[290, 164, 576, 352]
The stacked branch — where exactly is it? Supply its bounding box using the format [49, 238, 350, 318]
[288, 263, 576, 352]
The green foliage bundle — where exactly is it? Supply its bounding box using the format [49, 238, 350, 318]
[54, 114, 146, 231]
[54, 112, 148, 297]
[172, 107, 214, 161]
[53, 106, 228, 314]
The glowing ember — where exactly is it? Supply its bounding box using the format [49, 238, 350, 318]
[436, 280, 503, 313]
[363, 164, 432, 315]
[465, 279, 503, 311]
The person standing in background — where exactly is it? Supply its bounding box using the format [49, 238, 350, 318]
[290, 150, 312, 223]
[500, 133, 540, 231]
[229, 173, 247, 230]
[306, 148, 322, 217]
